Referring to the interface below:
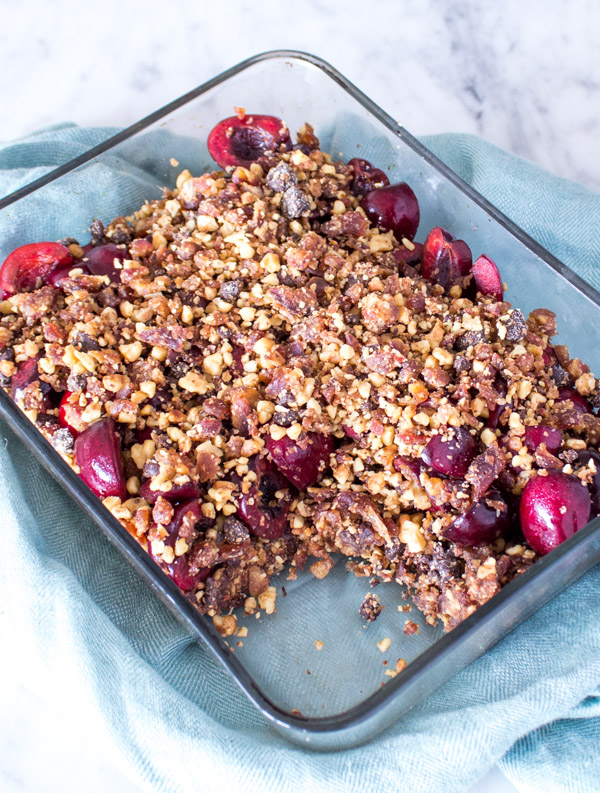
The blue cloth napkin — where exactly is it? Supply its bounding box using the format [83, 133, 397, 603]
[0, 124, 599, 793]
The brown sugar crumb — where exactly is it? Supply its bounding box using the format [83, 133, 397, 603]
[377, 637, 391, 653]
[359, 592, 383, 622]
[404, 620, 420, 636]
[314, 639, 324, 651]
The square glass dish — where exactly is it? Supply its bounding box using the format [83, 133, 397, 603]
[2, 50, 600, 751]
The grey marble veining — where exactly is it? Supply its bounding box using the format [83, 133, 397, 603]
[0, 1, 598, 792]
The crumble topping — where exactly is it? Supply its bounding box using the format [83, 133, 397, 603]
[2, 122, 599, 635]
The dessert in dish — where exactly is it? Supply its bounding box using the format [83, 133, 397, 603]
[1, 111, 599, 632]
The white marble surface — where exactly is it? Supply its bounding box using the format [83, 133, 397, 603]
[0, 1, 598, 791]
[1, 0, 600, 191]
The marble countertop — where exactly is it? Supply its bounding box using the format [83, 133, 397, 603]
[2, 0, 599, 192]
[0, 1, 598, 791]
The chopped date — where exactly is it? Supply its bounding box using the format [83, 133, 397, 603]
[272, 408, 300, 427]
[465, 445, 506, 500]
[136, 325, 194, 352]
[50, 427, 74, 454]
[89, 218, 105, 244]
[270, 285, 319, 318]
[363, 346, 406, 374]
[360, 293, 399, 334]
[219, 279, 242, 301]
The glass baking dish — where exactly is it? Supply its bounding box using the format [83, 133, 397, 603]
[2, 50, 600, 751]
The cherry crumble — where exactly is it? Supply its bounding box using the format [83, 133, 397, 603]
[1, 111, 599, 635]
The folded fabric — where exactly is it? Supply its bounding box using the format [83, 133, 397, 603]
[0, 124, 599, 793]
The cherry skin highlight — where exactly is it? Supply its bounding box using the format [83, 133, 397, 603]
[556, 387, 594, 415]
[577, 449, 600, 517]
[85, 243, 127, 283]
[148, 500, 211, 591]
[138, 479, 201, 504]
[524, 425, 563, 454]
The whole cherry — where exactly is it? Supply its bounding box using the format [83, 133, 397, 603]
[520, 471, 591, 555]
[361, 182, 420, 241]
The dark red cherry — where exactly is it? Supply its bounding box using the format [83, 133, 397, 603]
[139, 478, 201, 504]
[0, 242, 73, 297]
[421, 227, 472, 290]
[207, 114, 291, 169]
[348, 158, 390, 195]
[443, 490, 511, 545]
[520, 471, 591, 555]
[58, 390, 81, 436]
[74, 418, 127, 500]
[361, 182, 420, 241]
[556, 387, 594, 415]
[421, 427, 476, 478]
[577, 450, 600, 516]
[148, 500, 211, 591]
[266, 431, 335, 489]
[394, 241, 423, 268]
[472, 254, 503, 300]
[236, 455, 290, 539]
[524, 425, 562, 454]
[85, 244, 127, 283]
